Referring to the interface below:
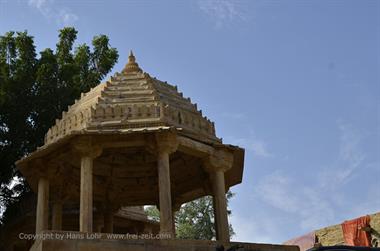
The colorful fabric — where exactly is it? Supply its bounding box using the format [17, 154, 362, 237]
[342, 215, 371, 247]
[284, 231, 316, 251]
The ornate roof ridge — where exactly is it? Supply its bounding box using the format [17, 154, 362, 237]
[44, 52, 220, 146]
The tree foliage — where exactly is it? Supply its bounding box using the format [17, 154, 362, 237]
[0, 28, 118, 222]
[145, 192, 235, 240]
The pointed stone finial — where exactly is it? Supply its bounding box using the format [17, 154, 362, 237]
[123, 50, 142, 74]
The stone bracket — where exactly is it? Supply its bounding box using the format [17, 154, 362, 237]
[203, 148, 234, 173]
[72, 136, 103, 158]
[155, 131, 178, 154]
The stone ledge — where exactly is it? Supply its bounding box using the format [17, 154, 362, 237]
[30, 231, 299, 251]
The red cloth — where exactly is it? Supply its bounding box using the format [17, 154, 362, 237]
[284, 231, 316, 251]
[342, 215, 371, 247]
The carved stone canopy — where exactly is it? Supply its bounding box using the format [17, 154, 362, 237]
[43, 52, 219, 148]
[15, 52, 245, 209]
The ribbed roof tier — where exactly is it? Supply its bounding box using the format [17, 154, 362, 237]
[45, 52, 219, 146]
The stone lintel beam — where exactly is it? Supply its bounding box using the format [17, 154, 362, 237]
[99, 138, 146, 149]
[176, 136, 214, 157]
[155, 132, 178, 238]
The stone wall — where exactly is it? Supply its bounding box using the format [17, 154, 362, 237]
[30, 231, 300, 251]
[316, 212, 380, 246]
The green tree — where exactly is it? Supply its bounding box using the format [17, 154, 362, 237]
[0, 28, 118, 222]
[145, 191, 235, 240]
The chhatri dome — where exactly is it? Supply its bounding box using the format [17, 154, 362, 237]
[15, 51, 246, 250]
[42, 50, 220, 146]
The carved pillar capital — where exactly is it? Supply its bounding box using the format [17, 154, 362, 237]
[155, 132, 178, 154]
[72, 136, 102, 158]
[203, 148, 234, 173]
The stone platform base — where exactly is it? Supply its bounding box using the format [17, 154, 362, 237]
[29, 231, 299, 251]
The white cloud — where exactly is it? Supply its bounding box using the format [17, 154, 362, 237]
[28, 0, 78, 25]
[198, 0, 247, 28]
[254, 171, 335, 231]
[249, 122, 378, 240]
[230, 213, 280, 244]
[28, 0, 47, 10]
[318, 122, 366, 190]
[227, 131, 273, 158]
[59, 8, 78, 25]
[250, 140, 273, 158]
[28, 0, 51, 17]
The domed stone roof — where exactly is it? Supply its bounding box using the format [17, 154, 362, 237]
[16, 51, 244, 212]
[44, 51, 219, 146]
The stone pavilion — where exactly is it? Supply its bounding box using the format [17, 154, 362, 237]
[14, 52, 297, 251]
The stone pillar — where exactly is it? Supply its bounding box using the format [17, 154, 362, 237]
[36, 177, 49, 234]
[52, 201, 63, 230]
[73, 137, 102, 233]
[157, 149, 173, 236]
[171, 209, 176, 237]
[203, 149, 234, 243]
[171, 203, 181, 238]
[212, 196, 219, 239]
[103, 209, 114, 233]
[80, 155, 94, 232]
[156, 132, 178, 238]
[210, 170, 229, 242]
[96, 224, 103, 233]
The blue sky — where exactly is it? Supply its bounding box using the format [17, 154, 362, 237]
[1, 0, 379, 244]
